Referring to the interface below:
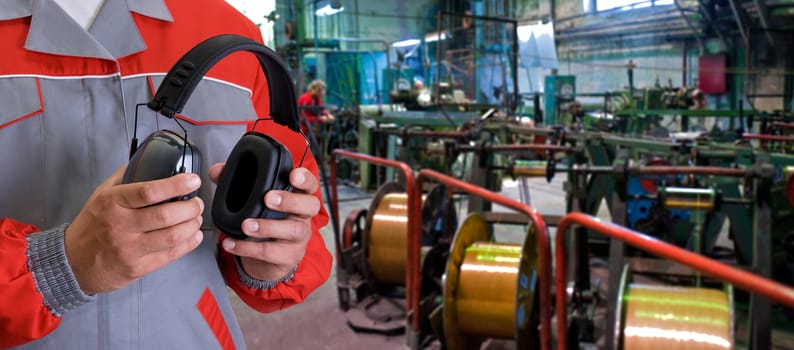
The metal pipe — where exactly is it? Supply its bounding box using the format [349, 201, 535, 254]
[742, 133, 794, 142]
[559, 164, 753, 176]
[458, 144, 573, 153]
[554, 212, 794, 350]
[378, 129, 473, 140]
[623, 165, 751, 176]
[414, 169, 552, 350]
[771, 122, 794, 129]
[330, 150, 417, 325]
[506, 124, 557, 135]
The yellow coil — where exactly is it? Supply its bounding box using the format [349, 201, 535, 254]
[622, 284, 732, 350]
[513, 165, 548, 178]
[455, 242, 523, 338]
[662, 187, 716, 212]
[367, 193, 409, 285]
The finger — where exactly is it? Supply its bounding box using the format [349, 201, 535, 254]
[138, 216, 203, 255]
[115, 173, 201, 209]
[289, 168, 318, 194]
[208, 163, 225, 184]
[221, 238, 303, 268]
[239, 218, 310, 243]
[132, 197, 204, 232]
[140, 229, 204, 275]
[265, 191, 320, 219]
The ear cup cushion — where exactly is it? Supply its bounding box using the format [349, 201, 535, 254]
[212, 133, 294, 239]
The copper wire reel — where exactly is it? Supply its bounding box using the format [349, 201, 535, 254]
[785, 165, 794, 207]
[443, 213, 540, 349]
[365, 183, 457, 286]
[660, 187, 717, 212]
[614, 265, 735, 350]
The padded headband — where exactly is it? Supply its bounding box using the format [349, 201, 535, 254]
[148, 34, 300, 133]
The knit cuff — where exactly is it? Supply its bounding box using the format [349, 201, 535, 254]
[26, 224, 95, 316]
[235, 256, 298, 290]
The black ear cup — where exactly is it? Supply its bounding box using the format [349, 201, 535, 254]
[123, 130, 202, 202]
[212, 132, 294, 240]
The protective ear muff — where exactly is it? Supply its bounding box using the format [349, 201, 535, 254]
[212, 132, 294, 239]
[148, 34, 307, 240]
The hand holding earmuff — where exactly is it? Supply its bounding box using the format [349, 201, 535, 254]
[209, 164, 321, 281]
[145, 34, 308, 240]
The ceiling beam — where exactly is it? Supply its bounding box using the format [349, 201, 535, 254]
[727, 0, 750, 45]
[697, 0, 731, 50]
[751, 0, 775, 44]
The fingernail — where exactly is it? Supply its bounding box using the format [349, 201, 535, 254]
[222, 238, 235, 251]
[195, 231, 203, 244]
[188, 174, 201, 187]
[244, 220, 259, 233]
[268, 193, 282, 206]
[294, 171, 306, 185]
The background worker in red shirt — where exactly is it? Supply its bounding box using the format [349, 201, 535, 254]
[298, 79, 336, 134]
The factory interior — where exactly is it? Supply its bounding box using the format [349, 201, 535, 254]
[224, 0, 794, 349]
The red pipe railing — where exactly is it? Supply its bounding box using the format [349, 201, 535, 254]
[329, 150, 418, 324]
[414, 169, 552, 350]
[554, 212, 794, 350]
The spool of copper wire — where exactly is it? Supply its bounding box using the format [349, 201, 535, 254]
[616, 266, 734, 350]
[661, 187, 716, 212]
[367, 191, 409, 284]
[365, 183, 456, 285]
[364, 181, 412, 285]
[512, 161, 548, 178]
[444, 213, 540, 349]
[784, 166, 794, 207]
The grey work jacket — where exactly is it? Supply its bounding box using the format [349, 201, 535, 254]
[0, 0, 271, 348]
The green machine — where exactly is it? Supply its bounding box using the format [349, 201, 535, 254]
[544, 75, 576, 126]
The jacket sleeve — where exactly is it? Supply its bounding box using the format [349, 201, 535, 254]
[0, 218, 56, 347]
[0, 218, 95, 347]
[216, 28, 332, 313]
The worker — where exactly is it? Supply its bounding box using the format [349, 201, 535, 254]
[0, 0, 332, 349]
[298, 79, 336, 134]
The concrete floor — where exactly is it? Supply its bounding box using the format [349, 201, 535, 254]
[227, 174, 794, 349]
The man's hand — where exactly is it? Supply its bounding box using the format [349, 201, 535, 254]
[65, 166, 205, 294]
[209, 163, 320, 282]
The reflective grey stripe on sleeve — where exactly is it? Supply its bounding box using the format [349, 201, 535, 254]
[234, 256, 298, 290]
[26, 224, 95, 316]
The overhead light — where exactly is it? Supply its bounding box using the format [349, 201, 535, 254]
[315, 4, 344, 16]
[392, 39, 421, 47]
[424, 31, 451, 43]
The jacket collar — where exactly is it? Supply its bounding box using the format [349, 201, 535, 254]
[1, 0, 173, 60]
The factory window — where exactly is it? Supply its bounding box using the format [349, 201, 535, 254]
[592, 0, 673, 12]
